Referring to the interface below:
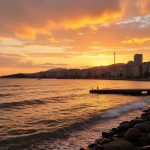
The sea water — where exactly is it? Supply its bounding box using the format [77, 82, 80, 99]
[0, 79, 150, 150]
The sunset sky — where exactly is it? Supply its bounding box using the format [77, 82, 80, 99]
[0, 0, 150, 75]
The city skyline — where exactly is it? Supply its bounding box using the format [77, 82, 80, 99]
[0, 0, 150, 75]
[0, 52, 150, 76]
[2, 53, 150, 80]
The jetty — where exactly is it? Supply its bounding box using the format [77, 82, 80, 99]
[90, 88, 150, 96]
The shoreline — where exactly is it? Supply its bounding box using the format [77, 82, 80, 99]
[0, 77, 150, 82]
[80, 108, 150, 150]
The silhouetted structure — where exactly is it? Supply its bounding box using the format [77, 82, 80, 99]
[127, 54, 143, 78]
[1, 53, 150, 80]
[114, 52, 116, 65]
[90, 88, 150, 96]
[134, 54, 143, 65]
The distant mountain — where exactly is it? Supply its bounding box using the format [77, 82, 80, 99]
[1, 64, 128, 79]
[1, 62, 150, 80]
[1, 73, 28, 78]
[2, 54, 150, 80]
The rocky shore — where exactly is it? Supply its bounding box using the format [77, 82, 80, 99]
[80, 108, 150, 150]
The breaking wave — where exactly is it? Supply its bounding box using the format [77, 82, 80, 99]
[1, 98, 149, 149]
[100, 101, 148, 119]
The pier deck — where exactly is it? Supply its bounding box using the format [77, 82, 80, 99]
[90, 89, 150, 96]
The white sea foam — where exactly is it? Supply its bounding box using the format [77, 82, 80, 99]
[100, 101, 149, 119]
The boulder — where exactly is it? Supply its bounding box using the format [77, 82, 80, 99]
[113, 126, 127, 137]
[145, 121, 150, 125]
[88, 143, 97, 149]
[98, 138, 112, 145]
[102, 132, 113, 138]
[129, 119, 144, 127]
[124, 128, 141, 141]
[141, 115, 150, 121]
[80, 148, 86, 150]
[135, 123, 150, 132]
[138, 145, 150, 150]
[138, 136, 150, 146]
[94, 145, 104, 150]
[104, 139, 135, 150]
[147, 132, 150, 138]
[119, 122, 130, 129]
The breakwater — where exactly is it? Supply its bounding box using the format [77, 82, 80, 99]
[81, 108, 150, 150]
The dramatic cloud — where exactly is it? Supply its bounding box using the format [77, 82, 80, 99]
[0, 0, 124, 39]
[0, 53, 67, 68]
[0, 0, 150, 75]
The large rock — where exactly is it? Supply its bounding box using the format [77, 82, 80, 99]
[134, 123, 150, 132]
[102, 132, 113, 138]
[138, 136, 150, 146]
[129, 119, 144, 127]
[141, 115, 150, 121]
[119, 121, 130, 129]
[124, 128, 141, 141]
[98, 138, 112, 145]
[80, 148, 86, 150]
[88, 143, 97, 149]
[104, 139, 135, 150]
[94, 145, 104, 150]
[145, 121, 150, 125]
[139, 145, 150, 150]
[147, 132, 150, 138]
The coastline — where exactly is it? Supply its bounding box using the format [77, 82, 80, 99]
[80, 108, 150, 150]
[0, 77, 150, 82]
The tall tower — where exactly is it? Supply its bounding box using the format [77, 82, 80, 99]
[134, 54, 143, 65]
[114, 52, 116, 65]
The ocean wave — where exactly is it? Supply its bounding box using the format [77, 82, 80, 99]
[46, 93, 87, 104]
[31, 119, 60, 125]
[0, 93, 12, 97]
[7, 129, 37, 136]
[0, 99, 46, 109]
[0, 85, 20, 88]
[100, 101, 148, 119]
[1, 98, 150, 149]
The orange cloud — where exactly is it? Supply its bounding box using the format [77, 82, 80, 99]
[138, 0, 150, 14]
[0, 0, 149, 40]
[0, 0, 124, 39]
[122, 37, 150, 44]
[13, 11, 123, 40]
[0, 0, 150, 76]
[14, 23, 51, 40]
[59, 11, 123, 29]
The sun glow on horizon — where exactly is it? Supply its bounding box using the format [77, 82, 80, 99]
[0, 0, 150, 75]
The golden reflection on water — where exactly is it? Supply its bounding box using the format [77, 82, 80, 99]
[0, 79, 150, 141]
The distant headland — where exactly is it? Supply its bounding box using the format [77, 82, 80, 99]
[1, 54, 150, 80]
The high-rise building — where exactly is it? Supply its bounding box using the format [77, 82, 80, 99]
[127, 61, 134, 78]
[132, 54, 143, 77]
[134, 54, 143, 65]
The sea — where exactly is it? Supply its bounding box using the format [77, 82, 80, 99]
[0, 79, 150, 150]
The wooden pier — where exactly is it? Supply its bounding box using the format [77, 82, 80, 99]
[90, 89, 150, 96]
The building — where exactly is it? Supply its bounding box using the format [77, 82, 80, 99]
[127, 61, 134, 78]
[143, 62, 150, 77]
[132, 64, 143, 78]
[132, 54, 143, 78]
[126, 54, 143, 78]
[134, 54, 143, 65]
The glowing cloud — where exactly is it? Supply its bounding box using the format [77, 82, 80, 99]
[122, 37, 150, 44]
[0, 0, 150, 75]
[0, 0, 123, 39]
